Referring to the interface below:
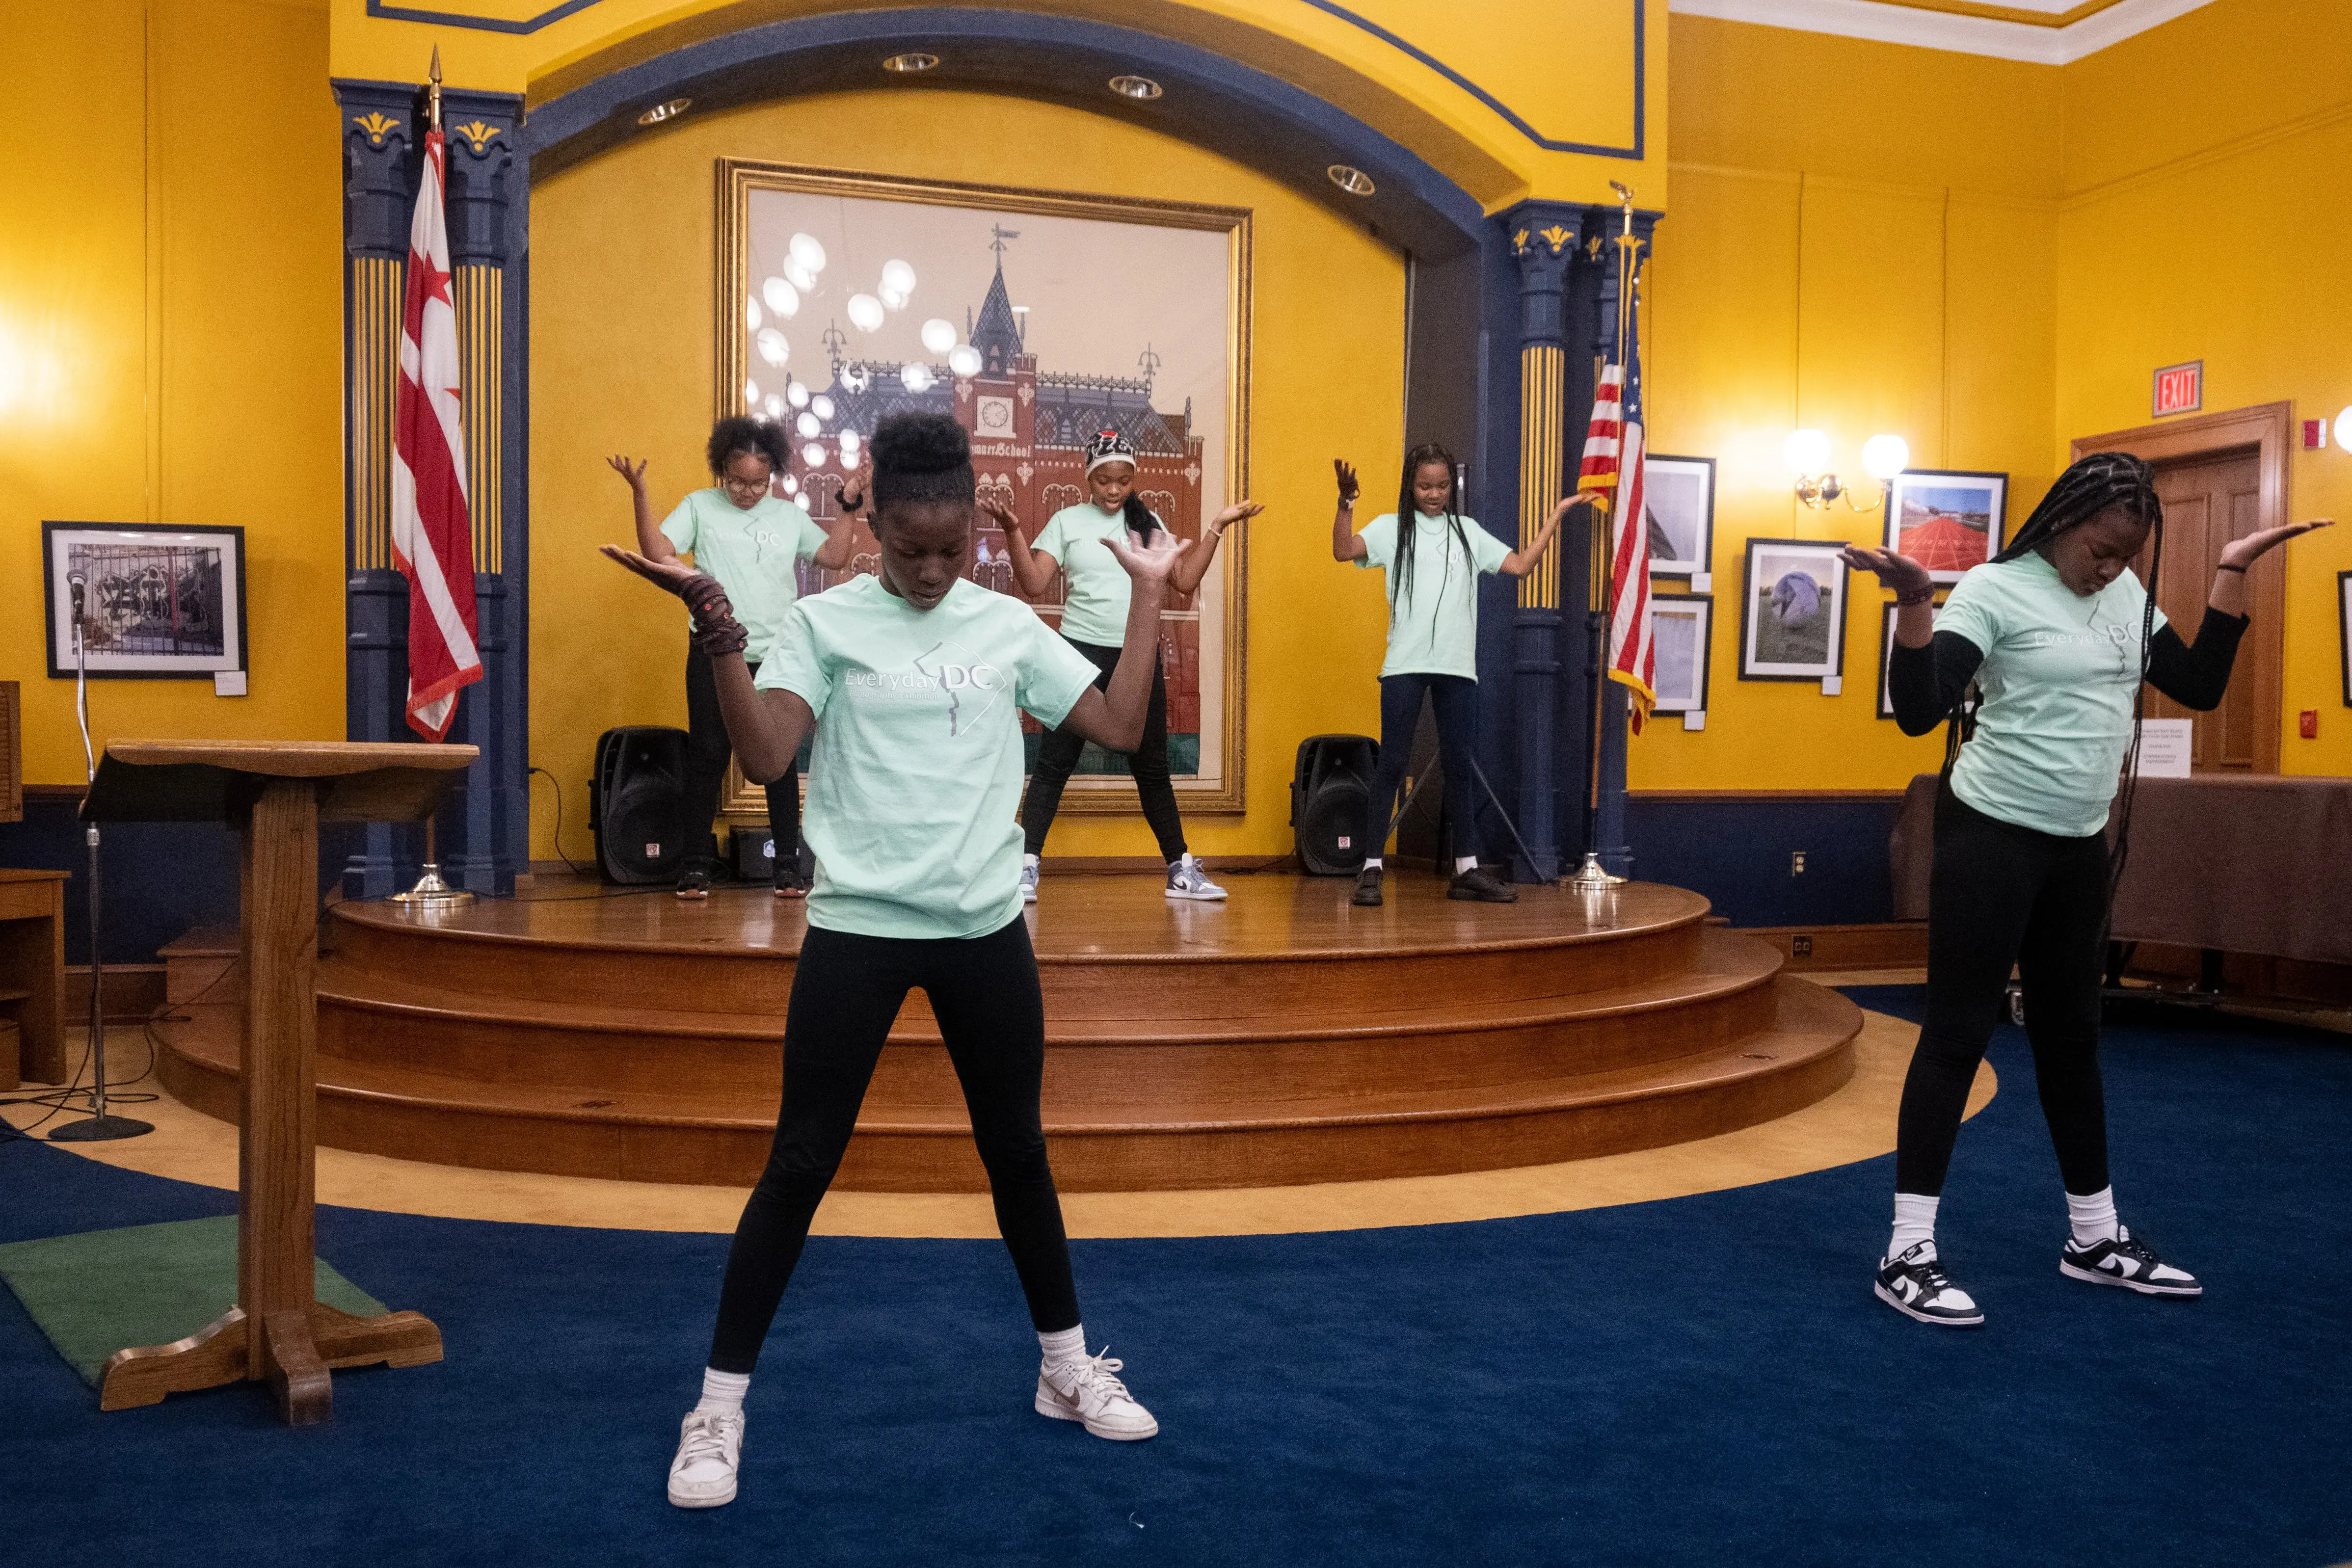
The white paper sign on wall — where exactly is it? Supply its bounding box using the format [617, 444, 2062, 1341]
[2136, 718, 2194, 778]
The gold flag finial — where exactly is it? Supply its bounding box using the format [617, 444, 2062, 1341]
[428, 45, 444, 132]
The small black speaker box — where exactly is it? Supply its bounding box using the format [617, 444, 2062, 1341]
[589, 726, 689, 884]
[1290, 733, 1379, 876]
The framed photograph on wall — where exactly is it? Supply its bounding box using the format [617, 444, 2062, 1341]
[1738, 538, 1847, 682]
[41, 522, 248, 680]
[1877, 597, 1943, 719]
[2339, 570, 2352, 707]
[1642, 455, 1715, 577]
[1647, 593, 1711, 714]
[1884, 469, 2007, 583]
[716, 160, 1251, 816]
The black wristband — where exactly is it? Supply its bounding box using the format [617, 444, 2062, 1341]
[1895, 583, 1935, 607]
[2216, 562, 2247, 574]
[678, 572, 750, 658]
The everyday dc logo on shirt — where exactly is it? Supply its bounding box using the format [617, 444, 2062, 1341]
[844, 640, 1005, 737]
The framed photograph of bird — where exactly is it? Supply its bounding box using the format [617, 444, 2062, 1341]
[1738, 537, 1848, 682]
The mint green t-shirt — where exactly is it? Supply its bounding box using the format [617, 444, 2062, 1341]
[755, 576, 1099, 939]
[1030, 504, 1150, 648]
[1937, 551, 2169, 838]
[660, 489, 829, 661]
[1356, 511, 1513, 680]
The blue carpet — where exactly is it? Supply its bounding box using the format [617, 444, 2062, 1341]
[3, 989, 2347, 1568]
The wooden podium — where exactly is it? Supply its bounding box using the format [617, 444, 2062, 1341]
[83, 741, 476, 1423]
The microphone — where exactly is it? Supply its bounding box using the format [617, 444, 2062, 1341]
[68, 570, 86, 621]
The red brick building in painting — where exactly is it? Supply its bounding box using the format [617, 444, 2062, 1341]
[786, 238, 1210, 753]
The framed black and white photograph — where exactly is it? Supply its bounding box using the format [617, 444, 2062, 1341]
[41, 523, 247, 680]
[1648, 592, 1711, 714]
[1884, 469, 2007, 584]
[2339, 570, 2352, 707]
[1738, 538, 1847, 682]
[1877, 597, 1942, 719]
[1642, 454, 1715, 577]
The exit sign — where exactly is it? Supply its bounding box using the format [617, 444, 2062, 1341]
[2153, 360, 2203, 417]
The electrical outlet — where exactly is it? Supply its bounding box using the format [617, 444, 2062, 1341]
[1791, 851, 1807, 877]
[1792, 933, 1814, 957]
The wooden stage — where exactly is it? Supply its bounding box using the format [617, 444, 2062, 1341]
[155, 872, 1862, 1193]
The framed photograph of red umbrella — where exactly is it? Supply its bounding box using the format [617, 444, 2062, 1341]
[1883, 469, 2008, 584]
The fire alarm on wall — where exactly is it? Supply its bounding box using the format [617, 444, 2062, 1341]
[2304, 420, 2329, 450]
[2300, 710, 2320, 739]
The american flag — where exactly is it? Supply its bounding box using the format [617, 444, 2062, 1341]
[390, 121, 482, 741]
[1577, 362, 1656, 731]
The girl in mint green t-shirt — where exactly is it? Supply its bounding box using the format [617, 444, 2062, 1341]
[605, 412, 1180, 1510]
[609, 416, 853, 901]
[1330, 442, 1584, 908]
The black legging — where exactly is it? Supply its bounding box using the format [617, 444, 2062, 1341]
[683, 645, 799, 876]
[1364, 672, 1480, 861]
[1895, 782, 2111, 1197]
[707, 917, 1080, 1373]
[1020, 638, 1186, 862]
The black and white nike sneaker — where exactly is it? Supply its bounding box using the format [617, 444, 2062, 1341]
[2059, 1225, 2202, 1297]
[1874, 1240, 1986, 1327]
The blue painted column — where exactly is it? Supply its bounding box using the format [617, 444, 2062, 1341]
[1498, 204, 1583, 882]
[332, 81, 526, 897]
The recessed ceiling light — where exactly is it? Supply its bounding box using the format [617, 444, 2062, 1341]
[882, 52, 939, 74]
[637, 97, 692, 126]
[1109, 75, 1162, 101]
[1327, 164, 1375, 196]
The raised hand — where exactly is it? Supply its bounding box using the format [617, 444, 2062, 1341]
[977, 496, 1021, 533]
[600, 543, 702, 595]
[1104, 527, 1192, 586]
[1211, 500, 1265, 533]
[1334, 460, 1360, 507]
[2219, 517, 2334, 570]
[606, 455, 647, 490]
[1839, 544, 1933, 597]
[1551, 493, 1599, 526]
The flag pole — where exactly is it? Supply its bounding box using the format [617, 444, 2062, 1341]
[1568, 183, 1640, 892]
[392, 45, 474, 909]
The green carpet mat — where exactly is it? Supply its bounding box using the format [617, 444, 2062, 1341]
[0, 1215, 386, 1385]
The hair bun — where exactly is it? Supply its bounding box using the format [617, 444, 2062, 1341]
[871, 413, 970, 476]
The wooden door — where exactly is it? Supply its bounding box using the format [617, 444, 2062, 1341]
[2145, 448, 2279, 772]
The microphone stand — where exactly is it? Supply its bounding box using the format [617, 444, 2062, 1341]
[51, 577, 154, 1141]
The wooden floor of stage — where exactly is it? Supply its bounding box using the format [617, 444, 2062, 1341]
[154, 870, 1864, 1194]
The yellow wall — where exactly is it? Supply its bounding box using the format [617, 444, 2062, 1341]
[327, 0, 1666, 213]
[2055, 0, 2352, 777]
[1637, 14, 2060, 790]
[0, 0, 346, 785]
[528, 86, 1406, 863]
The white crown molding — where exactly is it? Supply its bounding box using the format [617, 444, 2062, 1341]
[1669, 0, 2221, 65]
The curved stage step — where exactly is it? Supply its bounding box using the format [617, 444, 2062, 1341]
[157, 876, 1863, 1192]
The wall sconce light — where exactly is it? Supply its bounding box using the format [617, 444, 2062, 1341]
[1787, 429, 1909, 510]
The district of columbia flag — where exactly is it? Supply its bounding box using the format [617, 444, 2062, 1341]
[390, 122, 482, 741]
[1577, 362, 1656, 731]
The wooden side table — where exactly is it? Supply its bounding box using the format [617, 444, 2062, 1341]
[0, 868, 68, 1087]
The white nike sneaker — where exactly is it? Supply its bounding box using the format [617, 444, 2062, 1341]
[2060, 1225, 2202, 1297]
[1164, 853, 1227, 902]
[1874, 1240, 1985, 1327]
[1020, 860, 1040, 904]
[1036, 1349, 1159, 1440]
[667, 1409, 745, 1508]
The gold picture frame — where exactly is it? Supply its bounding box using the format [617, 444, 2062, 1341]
[713, 158, 1252, 822]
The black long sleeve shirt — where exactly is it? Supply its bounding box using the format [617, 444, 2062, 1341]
[1887, 604, 2249, 738]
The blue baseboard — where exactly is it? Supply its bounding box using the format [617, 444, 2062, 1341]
[1625, 794, 1902, 930]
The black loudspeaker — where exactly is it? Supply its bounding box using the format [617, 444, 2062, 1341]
[589, 726, 689, 884]
[1290, 734, 1378, 876]
[731, 826, 816, 885]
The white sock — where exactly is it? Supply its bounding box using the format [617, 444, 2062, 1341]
[1362, 856, 1383, 871]
[695, 1367, 750, 1415]
[1039, 1324, 1087, 1366]
[2067, 1186, 2120, 1247]
[1023, 853, 1039, 869]
[1889, 1193, 1939, 1259]
[1454, 855, 1479, 875]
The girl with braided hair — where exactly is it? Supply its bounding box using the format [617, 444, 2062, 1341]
[994, 428, 1263, 903]
[1843, 451, 2330, 1327]
[605, 411, 1179, 1507]
[1331, 444, 1587, 905]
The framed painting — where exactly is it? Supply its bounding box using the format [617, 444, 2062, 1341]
[715, 159, 1251, 816]
[41, 522, 247, 680]
[1647, 593, 1711, 714]
[1884, 469, 2007, 584]
[1738, 538, 1848, 682]
[1642, 455, 1714, 577]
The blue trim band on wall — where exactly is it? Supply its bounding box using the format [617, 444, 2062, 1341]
[365, 0, 1644, 159]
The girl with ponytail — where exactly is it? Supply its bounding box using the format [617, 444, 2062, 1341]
[1843, 451, 2329, 1328]
[1331, 443, 1586, 905]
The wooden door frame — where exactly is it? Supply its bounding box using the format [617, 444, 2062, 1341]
[2071, 400, 2291, 774]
